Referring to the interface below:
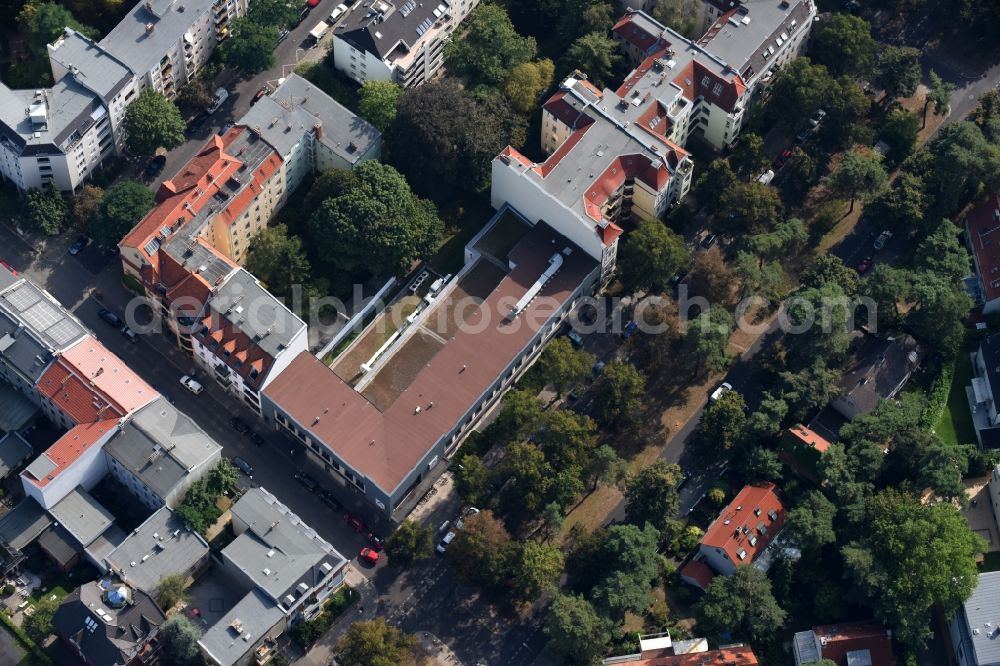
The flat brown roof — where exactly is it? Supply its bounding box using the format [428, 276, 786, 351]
[264, 223, 597, 494]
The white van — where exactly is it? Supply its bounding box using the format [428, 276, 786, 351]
[308, 20, 330, 45]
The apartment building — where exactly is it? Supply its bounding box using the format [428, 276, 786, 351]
[0, 0, 246, 193]
[332, 0, 480, 87]
[262, 207, 600, 519]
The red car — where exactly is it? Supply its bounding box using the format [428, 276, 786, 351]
[772, 148, 793, 170]
[345, 512, 365, 533]
[0, 260, 17, 276]
[306, 0, 320, 6]
[360, 547, 379, 565]
[367, 532, 385, 551]
[855, 256, 874, 275]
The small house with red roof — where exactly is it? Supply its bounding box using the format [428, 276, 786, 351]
[601, 631, 759, 666]
[792, 621, 894, 666]
[780, 423, 831, 483]
[681, 483, 790, 588]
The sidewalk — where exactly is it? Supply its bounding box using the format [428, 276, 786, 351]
[295, 566, 380, 666]
[417, 631, 466, 665]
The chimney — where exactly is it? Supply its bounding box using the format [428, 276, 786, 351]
[145, 22, 154, 33]
[314, 122, 322, 140]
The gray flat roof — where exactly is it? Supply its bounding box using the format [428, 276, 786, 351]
[960, 571, 1000, 665]
[103, 397, 222, 501]
[209, 269, 305, 361]
[198, 589, 284, 666]
[0, 432, 33, 479]
[106, 507, 209, 593]
[0, 77, 104, 152]
[47, 29, 134, 102]
[336, 0, 454, 60]
[49, 487, 115, 548]
[38, 523, 80, 567]
[0, 382, 39, 432]
[86, 523, 127, 564]
[100, 0, 213, 77]
[225, 488, 345, 604]
[0, 497, 52, 550]
[243, 73, 381, 166]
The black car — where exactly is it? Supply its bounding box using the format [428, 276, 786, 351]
[249, 432, 266, 447]
[230, 417, 251, 435]
[120, 326, 139, 343]
[144, 155, 167, 179]
[98, 309, 123, 327]
[232, 456, 254, 478]
[319, 490, 342, 511]
[700, 234, 718, 249]
[68, 235, 90, 256]
[295, 472, 318, 492]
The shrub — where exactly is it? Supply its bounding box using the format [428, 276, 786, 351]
[920, 358, 955, 430]
[707, 487, 727, 507]
[289, 586, 357, 649]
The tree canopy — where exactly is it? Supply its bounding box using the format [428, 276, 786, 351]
[91, 181, 155, 249]
[385, 520, 435, 566]
[697, 565, 787, 644]
[445, 4, 537, 85]
[592, 361, 646, 428]
[875, 46, 922, 102]
[565, 32, 620, 89]
[624, 460, 681, 533]
[536, 336, 595, 396]
[220, 17, 277, 74]
[824, 147, 888, 213]
[26, 186, 68, 235]
[810, 14, 876, 77]
[17, 1, 97, 57]
[335, 619, 423, 666]
[650, 0, 702, 38]
[124, 89, 185, 155]
[358, 80, 402, 131]
[617, 218, 689, 292]
[504, 59, 555, 114]
[159, 616, 203, 666]
[544, 594, 612, 664]
[245, 224, 312, 298]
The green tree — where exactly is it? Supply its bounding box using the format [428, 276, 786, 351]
[915, 224, 970, 283]
[537, 336, 595, 396]
[918, 121, 999, 214]
[624, 460, 681, 533]
[880, 109, 920, 164]
[540, 501, 565, 538]
[491, 389, 544, 445]
[17, 1, 97, 56]
[176, 79, 215, 115]
[784, 283, 853, 368]
[697, 566, 787, 643]
[565, 32, 620, 88]
[695, 161, 738, 215]
[617, 218, 690, 291]
[768, 58, 833, 129]
[589, 524, 661, 621]
[555, 0, 613, 45]
[447, 510, 515, 588]
[922, 70, 954, 129]
[779, 361, 841, 422]
[735, 446, 783, 483]
[842, 490, 985, 647]
[245, 224, 312, 297]
[730, 132, 768, 179]
[824, 147, 888, 213]
[782, 147, 818, 204]
[810, 14, 876, 77]
[335, 618, 422, 666]
[26, 186, 68, 235]
[511, 541, 564, 601]
[504, 59, 555, 114]
[875, 46, 922, 102]
[385, 519, 435, 566]
[585, 444, 626, 491]
[746, 393, 789, 441]
[23, 594, 59, 642]
[800, 255, 860, 297]
[220, 17, 277, 74]
[718, 181, 783, 234]
[787, 490, 836, 553]
[246, 0, 299, 29]
[358, 80, 401, 131]
[124, 89, 185, 155]
[744, 218, 807, 263]
[156, 574, 188, 611]
[592, 361, 646, 428]
[72, 184, 103, 227]
[539, 409, 597, 469]
[697, 389, 747, 454]
[825, 76, 874, 150]
[159, 615, 202, 666]
[650, 0, 703, 38]
[906, 273, 971, 356]
[306, 161, 443, 278]
[454, 453, 491, 505]
[445, 4, 537, 85]
[544, 594, 612, 665]
[91, 181, 155, 249]
[868, 173, 927, 238]
[681, 308, 734, 377]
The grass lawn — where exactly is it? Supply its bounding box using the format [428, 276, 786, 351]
[936, 344, 977, 447]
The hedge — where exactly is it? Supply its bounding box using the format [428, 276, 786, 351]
[289, 586, 357, 649]
[921, 360, 954, 430]
[0, 611, 53, 666]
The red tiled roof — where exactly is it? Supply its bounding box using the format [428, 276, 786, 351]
[670, 60, 746, 113]
[680, 559, 716, 590]
[264, 223, 598, 494]
[498, 146, 533, 168]
[605, 645, 758, 666]
[810, 622, 894, 666]
[966, 195, 1000, 303]
[787, 423, 830, 453]
[37, 337, 157, 425]
[701, 483, 786, 566]
[613, 13, 662, 54]
[599, 222, 624, 247]
[583, 154, 670, 222]
[22, 419, 119, 487]
[196, 313, 273, 387]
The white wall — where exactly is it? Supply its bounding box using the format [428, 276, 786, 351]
[22, 426, 117, 510]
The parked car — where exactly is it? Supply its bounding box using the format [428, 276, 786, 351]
[873, 230, 893, 251]
[206, 87, 229, 114]
[249, 432, 266, 447]
[809, 108, 827, 127]
[675, 470, 691, 489]
[772, 148, 793, 170]
[230, 416, 251, 434]
[709, 382, 732, 403]
[0, 260, 17, 276]
[329, 3, 348, 22]
[359, 547, 380, 565]
[455, 507, 480, 530]
[855, 256, 874, 275]
[592, 360, 605, 375]
[367, 532, 385, 551]
[305, 0, 319, 6]
[68, 235, 90, 256]
[436, 531, 456, 554]
[144, 155, 167, 179]
[218, 123, 233, 136]
[120, 326, 139, 343]
[621, 320, 638, 340]
[755, 169, 775, 186]
[251, 87, 269, 106]
[566, 329, 583, 347]
[232, 456, 254, 478]
[275, 28, 289, 45]
[179, 375, 204, 394]
[292, 6, 310, 26]
[700, 233, 718, 250]
[345, 512, 366, 533]
[319, 490, 342, 511]
[295, 472, 318, 492]
[794, 127, 814, 144]
[98, 308, 123, 327]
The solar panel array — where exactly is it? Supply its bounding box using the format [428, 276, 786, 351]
[399, 0, 416, 17]
[416, 16, 433, 35]
[1, 283, 85, 349]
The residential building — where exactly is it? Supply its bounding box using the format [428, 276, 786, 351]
[332, 0, 481, 87]
[792, 621, 894, 666]
[48, 486, 119, 570]
[602, 632, 758, 665]
[948, 571, 1000, 666]
[103, 397, 223, 509]
[220, 488, 348, 623]
[191, 269, 307, 413]
[21, 419, 120, 510]
[1, 0, 246, 193]
[0, 432, 33, 481]
[966, 195, 1000, 314]
[968, 333, 1000, 448]
[779, 423, 831, 483]
[106, 506, 210, 594]
[680, 482, 789, 588]
[261, 207, 600, 519]
[988, 465, 1000, 545]
[198, 589, 286, 666]
[831, 334, 921, 420]
[52, 578, 166, 666]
